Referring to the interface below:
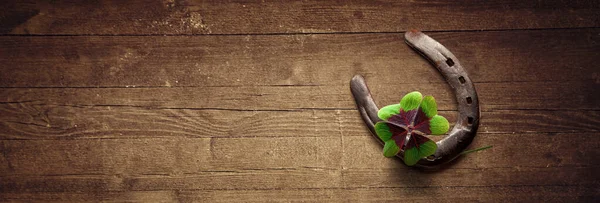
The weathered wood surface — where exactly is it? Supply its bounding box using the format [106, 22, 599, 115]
[1, 0, 598, 34]
[1, 0, 600, 202]
[2, 186, 597, 202]
[1, 30, 599, 88]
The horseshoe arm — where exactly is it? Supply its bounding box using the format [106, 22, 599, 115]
[350, 30, 480, 169]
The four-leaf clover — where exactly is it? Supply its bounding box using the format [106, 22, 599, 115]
[375, 91, 450, 166]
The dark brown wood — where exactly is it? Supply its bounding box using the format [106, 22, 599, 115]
[1, 80, 598, 111]
[1, 0, 598, 35]
[1, 1, 599, 201]
[1, 186, 598, 202]
[1, 133, 597, 176]
[1, 103, 599, 139]
[0, 30, 598, 88]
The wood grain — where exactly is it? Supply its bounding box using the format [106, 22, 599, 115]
[1, 133, 597, 176]
[1, 0, 598, 35]
[1, 166, 597, 192]
[1, 80, 598, 111]
[0, 137, 341, 175]
[1, 186, 598, 202]
[1, 1, 599, 201]
[1, 103, 599, 140]
[0, 29, 598, 88]
[1, 191, 177, 202]
[1, 132, 597, 197]
[344, 133, 600, 169]
[176, 186, 600, 202]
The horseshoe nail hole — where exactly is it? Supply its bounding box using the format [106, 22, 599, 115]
[446, 58, 455, 67]
[458, 76, 466, 84]
[467, 117, 474, 125]
[466, 97, 473, 104]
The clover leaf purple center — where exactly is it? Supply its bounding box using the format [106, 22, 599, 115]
[374, 91, 450, 166]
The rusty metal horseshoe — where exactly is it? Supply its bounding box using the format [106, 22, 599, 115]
[350, 30, 480, 169]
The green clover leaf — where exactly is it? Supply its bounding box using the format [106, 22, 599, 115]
[374, 91, 450, 166]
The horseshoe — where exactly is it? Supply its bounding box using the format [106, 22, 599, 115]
[350, 30, 480, 169]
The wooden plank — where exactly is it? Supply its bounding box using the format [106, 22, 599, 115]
[1, 167, 596, 192]
[2, 186, 598, 202]
[0, 175, 127, 193]
[1, 104, 597, 195]
[0, 137, 341, 175]
[1, 80, 598, 111]
[177, 186, 600, 202]
[1, 133, 597, 177]
[0, 30, 598, 87]
[1, 101, 599, 139]
[1, 0, 598, 34]
[0, 170, 343, 192]
[0, 191, 178, 202]
[342, 166, 599, 189]
[0, 106, 344, 139]
[343, 133, 600, 170]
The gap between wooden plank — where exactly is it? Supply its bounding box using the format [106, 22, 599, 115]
[1, 186, 597, 202]
[1, 26, 599, 37]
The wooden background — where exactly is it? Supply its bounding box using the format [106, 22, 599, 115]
[1, 0, 599, 202]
